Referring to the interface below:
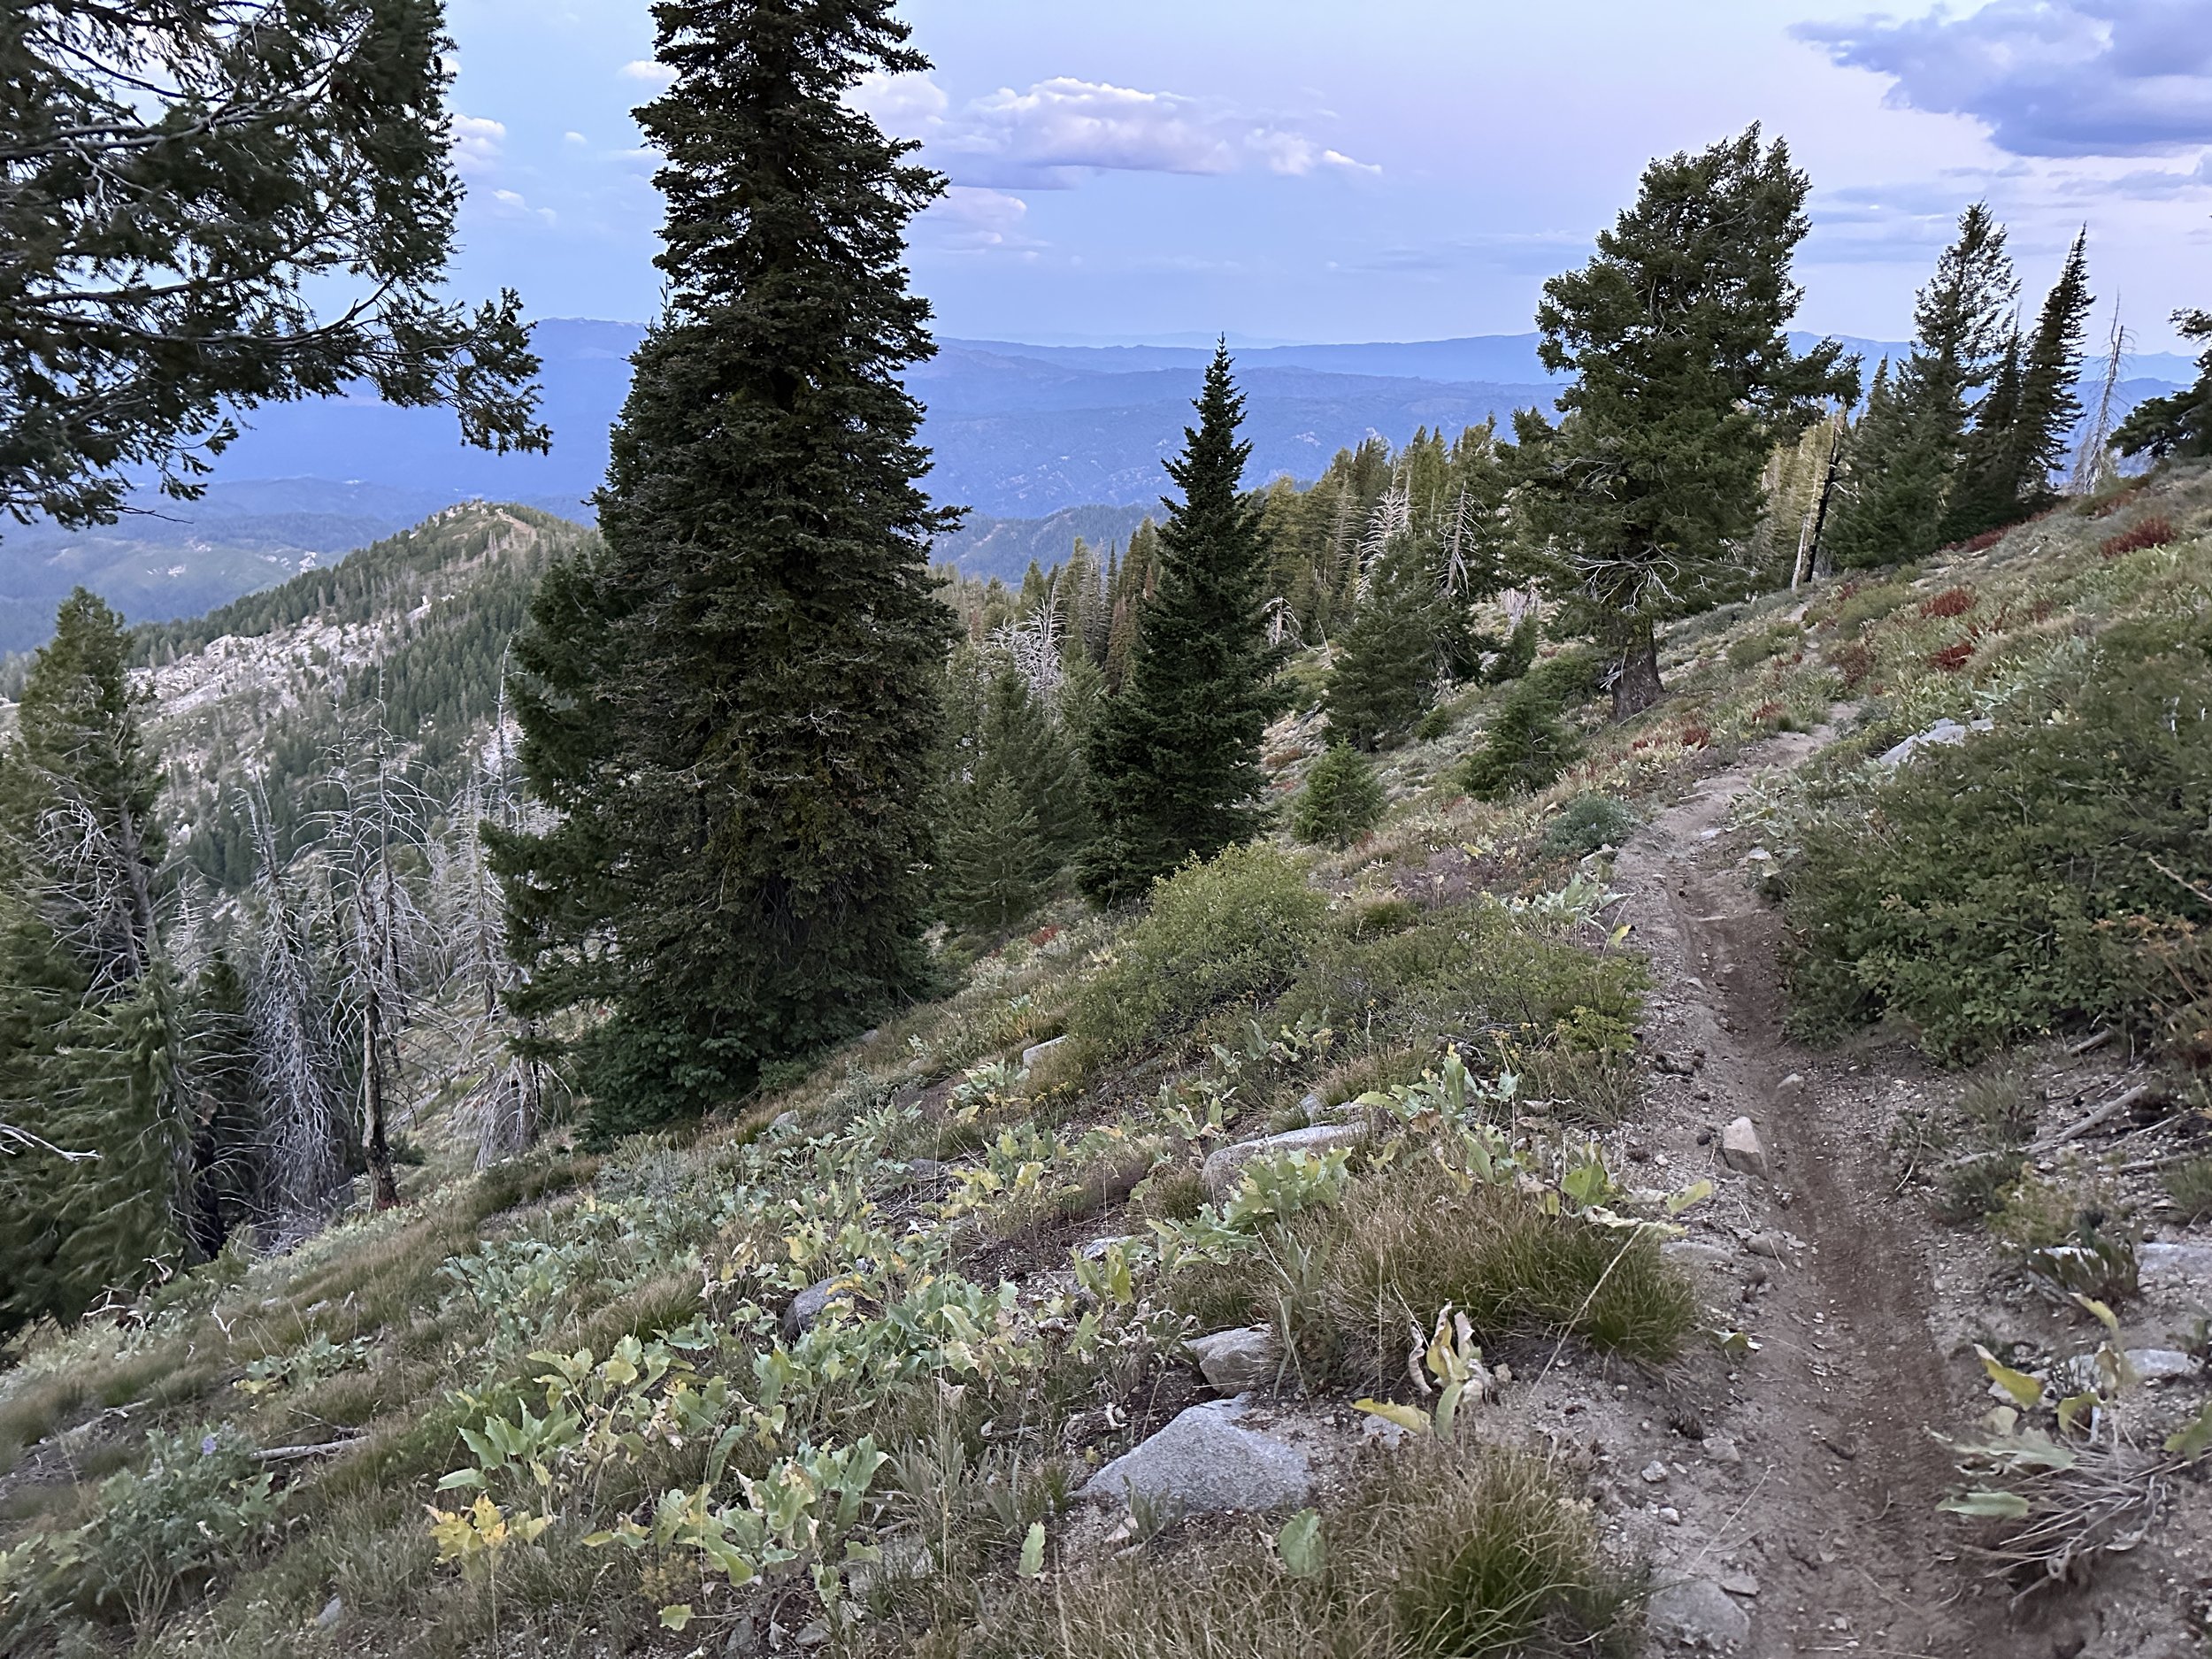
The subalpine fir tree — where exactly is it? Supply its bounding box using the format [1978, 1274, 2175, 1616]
[492, 0, 953, 1132]
[1827, 205, 2016, 565]
[2116, 309, 2212, 460]
[0, 591, 181, 1334]
[1511, 127, 1855, 718]
[1947, 233, 2092, 539]
[1079, 346, 1274, 902]
[1327, 527, 1443, 749]
[1291, 743, 1386, 849]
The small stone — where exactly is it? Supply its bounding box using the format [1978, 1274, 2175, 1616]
[2125, 1348, 2200, 1381]
[1718, 1571, 1760, 1599]
[1640, 1460, 1670, 1484]
[1719, 1117, 1768, 1179]
[1702, 1434, 1742, 1466]
[1742, 1233, 1789, 1260]
[1021, 1034, 1070, 1070]
[316, 1595, 343, 1630]
[782, 1273, 864, 1338]
[1361, 1414, 1410, 1449]
[1776, 1072, 1805, 1098]
[1657, 1505, 1683, 1525]
[1078, 1234, 1139, 1261]
[1201, 1124, 1366, 1199]
[1185, 1325, 1282, 1392]
[1647, 1578, 1751, 1651]
[770, 1110, 798, 1132]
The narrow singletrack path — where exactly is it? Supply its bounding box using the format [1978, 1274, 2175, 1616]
[1613, 730, 2008, 1656]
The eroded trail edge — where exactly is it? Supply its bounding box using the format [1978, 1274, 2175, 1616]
[1612, 732, 2004, 1656]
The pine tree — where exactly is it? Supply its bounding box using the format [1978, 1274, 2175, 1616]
[1826, 206, 2016, 565]
[1292, 743, 1386, 849]
[0, 591, 181, 1334]
[492, 0, 953, 1133]
[1079, 347, 1275, 902]
[1946, 232, 2092, 538]
[1326, 526, 1442, 749]
[1511, 127, 1855, 718]
[2116, 309, 2212, 460]
[180, 953, 261, 1258]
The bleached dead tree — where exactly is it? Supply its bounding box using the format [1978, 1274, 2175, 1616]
[242, 786, 345, 1237]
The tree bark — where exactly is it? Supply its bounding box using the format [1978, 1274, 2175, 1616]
[1610, 624, 1664, 720]
[362, 1004, 400, 1210]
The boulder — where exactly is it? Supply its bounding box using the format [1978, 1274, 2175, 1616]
[1719, 1117, 1768, 1179]
[1079, 1398, 1313, 1514]
[1202, 1124, 1365, 1199]
[1647, 1577, 1751, 1651]
[1186, 1325, 1281, 1391]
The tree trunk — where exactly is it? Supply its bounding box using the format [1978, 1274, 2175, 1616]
[362, 1004, 400, 1210]
[1610, 625, 1664, 720]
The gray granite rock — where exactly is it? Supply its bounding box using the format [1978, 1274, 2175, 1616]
[1647, 1577, 1751, 1650]
[1079, 1398, 1313, 1514]
[1186, 1325, 1281, 1391]
[2127, 1348, 2200, 1381]
[1021, 1034, 1071, 1070]
[782, 1273, 864, 1339]
[2141, 1241, 2212, 1293]
[1719, 1117, 1768, 1179]
[1201, 1124, 1365, 1198]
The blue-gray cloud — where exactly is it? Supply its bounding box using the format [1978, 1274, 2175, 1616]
[1796, 1, 2212, 157]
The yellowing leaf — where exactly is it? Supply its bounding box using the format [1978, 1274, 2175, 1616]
[1354, 1398, 1433, 1437]
[1939, 1488, 2032, 1520]
[2167, 1401, 2212, 1462]
[1018, 1520, 1046, 1578]
[659, 1604, 693, 1631]
[1975, 1345, 2045, 1410]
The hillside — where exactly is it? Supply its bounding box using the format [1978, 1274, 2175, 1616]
[4, 465, 2208, 1658]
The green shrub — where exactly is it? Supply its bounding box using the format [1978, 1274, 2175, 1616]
[966, 1440, 1640, 1659]
[1526, 645, 1603, 705]
[1541, 793, 1639, 859]
[1461, 682, 1580, 801]
[1823, 577, 1916, 634]
[1486, 618, 1540, 686]
[2166, 1156, 2212, 1225]
[1781, 618, 2212, 1061]
[1070, 845, 1327, 1057]
[1291, 743, 1386, 849]
[1725, 623, 1800, 671]
[1990, 1171, 2140, 1302]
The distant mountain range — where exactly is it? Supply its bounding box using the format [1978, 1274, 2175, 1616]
[0, 319, 2190, 651]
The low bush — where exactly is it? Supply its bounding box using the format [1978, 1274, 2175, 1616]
[1725, 624, 1800, 671]
[2100, 515, 2177, 559]
[967, 1440, 1641, 1659]
[1070, 845, 1327, 1058]
[2165, 1156, 2212, 1226]
[1486, 618, 1540, 685]
[1823, 577, 1916, 634]
[1460, 682, 1579, 802]
[1990, 1171, 2140, 1302]
[1781, 618, 2212, 1061]
[1541, 793, 1639, 859]
[1291, 743, 1386, 849]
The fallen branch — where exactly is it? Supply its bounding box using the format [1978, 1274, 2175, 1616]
[2066, 1030, 2116, 1058]
[253, 1438, 367, 1463]
[2032, 1085, 2163, 1153]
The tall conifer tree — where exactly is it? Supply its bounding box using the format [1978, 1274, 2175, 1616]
[1327, 528, 1442, 749]
[1947, 233, 2092, 539]
[1511, 128, 1855, 718]
[1079, 347, 1273, 902]
[493, 0, 953, 1132]
[0, 592, 181, 1333]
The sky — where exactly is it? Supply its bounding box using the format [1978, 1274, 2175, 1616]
[442, 0, 2212, 353]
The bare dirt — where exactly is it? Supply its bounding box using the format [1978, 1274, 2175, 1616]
[1607, 726, 2010, 1656]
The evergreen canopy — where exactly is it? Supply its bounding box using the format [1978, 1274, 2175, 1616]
[494, 0, 953, 1133]
[2116, 309, 2212, 461]
[1511, 127, 1855, 717]
[0, 0, 545, 531]
[1079, 346, 1274, 902]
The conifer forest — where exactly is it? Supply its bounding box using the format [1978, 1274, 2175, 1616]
[4, 3, 2212, 1656]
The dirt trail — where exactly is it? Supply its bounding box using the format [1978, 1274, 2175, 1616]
[1613, 729, 2010, 1656]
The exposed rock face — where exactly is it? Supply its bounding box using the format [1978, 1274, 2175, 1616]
[1719, 1116, 1768, 1179]
[1079, 1398, 1314, 1513]
[1186, 1325, 1281, 1391]
[1021, 1034, 1070, 1070]
[2140, 1242, 2212, 1294]
[1877, 717, 1992, 767]
[1201, 1124, 1366, 1198]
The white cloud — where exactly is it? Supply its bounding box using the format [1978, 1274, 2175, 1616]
[450, 113, 505, 177]
[922, 185, 1037, 251]
[850, 72, 1378, 188]
[563, 130, 588, 146]
[621, 58, 676, 88]
[490, 188, 557, 228]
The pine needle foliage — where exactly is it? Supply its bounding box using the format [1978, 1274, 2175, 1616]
[1079, 346, 1274, 902]
[1292, 743, 1386, 849]
[1327, 529, 1444, 750]
[0, 591, 181, 1334]
[1510, 127, 1855, 718]
[492, 0, 954, 1134]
